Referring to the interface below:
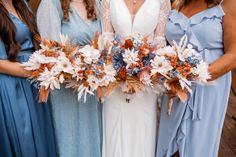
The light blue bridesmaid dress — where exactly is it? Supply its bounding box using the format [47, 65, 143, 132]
[0, 14, 57, 157]
[37, 0, 102, 157]
[156, 3, 231, 157]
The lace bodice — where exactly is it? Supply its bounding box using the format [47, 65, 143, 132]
[166, 5, 225, 52]
[101, 0, 171, 48]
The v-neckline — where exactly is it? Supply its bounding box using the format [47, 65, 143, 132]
[178, 5, 218, 20]
[70, 5, 92, 27]
[9, 13, 27, 26]
[122, 0, 147, 24]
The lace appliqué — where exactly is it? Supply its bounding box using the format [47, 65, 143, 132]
[153, 0, 171, 48]
[101, 0, 115, 42]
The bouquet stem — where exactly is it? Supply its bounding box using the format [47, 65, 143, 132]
[39, 87, 50, 103]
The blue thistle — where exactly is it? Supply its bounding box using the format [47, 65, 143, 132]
[169, 70, 179, 78]
[112, 52, 126, 72]
[142, 52, 156, 67]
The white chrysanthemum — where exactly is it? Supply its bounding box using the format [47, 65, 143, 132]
[23, 50, 57, 70]
[155, 46, 176, 56]
[79, 45, 101, 64]
[55, 54, 74, 74]
[122, 49, 139, 69]
[37, 68, 61, 90]
[192, 61, 211, 83]
[150, 56, 173, 76]
[99, 64, 116, 86]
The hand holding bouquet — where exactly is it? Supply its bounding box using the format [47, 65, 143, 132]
[102, 36, 164, 102]
[150, 35, 211, 114]
[22, 35, 77, 102]
[23, 34, 210, 115]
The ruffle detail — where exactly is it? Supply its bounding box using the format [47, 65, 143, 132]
[169, 10, 190, 31]
[190, 5, 225, 25]
[157, 5, 226, 157]
[169, 5, 225, 31]
[169, 5, 225, 52]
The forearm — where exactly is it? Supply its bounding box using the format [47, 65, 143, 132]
[208, 53, 236, 81]
[0, 60, 31, 78]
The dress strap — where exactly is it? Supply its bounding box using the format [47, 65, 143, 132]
[218, 0, 225, 15]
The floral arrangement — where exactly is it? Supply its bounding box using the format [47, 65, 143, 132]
[68, 33, 117, 102]
[150, 35, 211, 114]
[23, 33, 117, 103]
[100, 36, 164, 102]
[23, 34, 210, 114]
[23, 35, 76, 102]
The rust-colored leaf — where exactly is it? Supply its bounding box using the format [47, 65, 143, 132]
[39, 86, 50, 103]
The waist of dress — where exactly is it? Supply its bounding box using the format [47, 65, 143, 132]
[18, 49, 33, 55]
[17, 49, 33, 63]
[199, 48, 224, 56]
[199, 48, 224, 64]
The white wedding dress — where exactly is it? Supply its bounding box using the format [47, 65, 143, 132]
[101, 0, 170, 157]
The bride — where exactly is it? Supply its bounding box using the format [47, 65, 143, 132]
[101, 0, 170, 156]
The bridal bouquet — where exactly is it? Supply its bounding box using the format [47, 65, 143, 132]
[150, 35, 211, 114]
[23, 35, 77, 102]
[99, 36, 165, 102]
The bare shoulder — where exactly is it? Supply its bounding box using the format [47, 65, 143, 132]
[221, 0, 236, 16]
[221, 0, 236, 52]
[221, 0, 236, 31]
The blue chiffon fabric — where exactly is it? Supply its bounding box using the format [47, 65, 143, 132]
[0, 14, 57, 157]
[156, 5, 231, 157]
[37, 0, 102, 157]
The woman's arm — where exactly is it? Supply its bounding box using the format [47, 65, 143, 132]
[0, 40, 31, 78]
[153, 0, 171, 48]
[0, 60, 31, 78]
[208, 0, 236, 81]
[101, 0, 115, 42]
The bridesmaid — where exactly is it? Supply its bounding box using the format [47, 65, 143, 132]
[0, 0, 57, 157]
[36, 0, 102, 156]
[156, 0, 236, 157]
